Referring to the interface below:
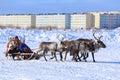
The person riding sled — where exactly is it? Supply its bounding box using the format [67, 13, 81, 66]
[5, 36, 33, 60]
[18, 40, 33, 53]
[5, 36, 20, 60]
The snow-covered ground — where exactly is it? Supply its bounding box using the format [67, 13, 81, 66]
[0, 28, 120, 80]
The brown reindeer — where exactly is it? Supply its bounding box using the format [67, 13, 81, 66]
[74, 42, 90, 62]
[34, 34, 69, 61]
[86, 32, 106, 62]
[58, 40, 75, 61]
[74, 38, 95, 61]
[60, 38, 93, 62]
[36, 42, 58, 61]
[74, 32, 106, 62]
[55, 34, 79, 61]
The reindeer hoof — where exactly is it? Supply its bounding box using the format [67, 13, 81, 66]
[93, 60, 96, 62]
[85, 60, 87, 62]
[60, 59, 63, 61]
[50, 57, 54, 59]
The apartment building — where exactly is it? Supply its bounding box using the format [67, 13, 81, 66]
[36, 13, 70, 29]
[90, 12, 100, 29]
[70, 13, 94, 30]
[100, 13, 120, 29]
[0, 11, 120, 29]
[0, 14, 36, 28]
[91, 12, 120, 29]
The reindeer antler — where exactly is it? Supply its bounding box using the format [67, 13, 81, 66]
[57, 34, 61, 41]
[93, 31, 103, 41]
[62, 34, 67, 40]
[93, 31, 98, 40]
[57, 33, 66, 41]
[98, 36, 103, 40]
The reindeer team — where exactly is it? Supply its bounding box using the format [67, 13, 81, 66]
[6, 31, 106, 62]
[34, 31, 106, 62]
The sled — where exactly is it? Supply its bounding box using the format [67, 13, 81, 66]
[7, 52, 42, 60]
[5, 51, 53, 61]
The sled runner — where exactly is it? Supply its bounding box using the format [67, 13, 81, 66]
[5, 52, 41, 60]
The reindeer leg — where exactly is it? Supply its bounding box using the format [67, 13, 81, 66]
[76, 50, 81, 61]
[78, 52, 84, 61]
[43, 51, 47, 61]
[50, 52, 54, 59]
[85, 52, 89, 58]
[83, 52, 89, 62]
[83, 53, 87, 62]
[85, 52, 89, 61]
[73, 50, 80, 61]
[91, 52, 95, 62]
[72, 50, 78, 62]
[53, 51, 57, 61]
[60, 52, 63, 61]
[74, 53, 78, 62]
[64, 50, 69, 61]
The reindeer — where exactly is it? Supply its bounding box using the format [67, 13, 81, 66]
[59, 38, 91, 62]
[57, 40, 75, 61]
[64, 40, 90, 62]
[62, 32, 105, 62]
[53, 33, 78, 61]
[73, 38, 95, 61]
[57, 39, 86, 62]
[34, 34, 69, 61]
[75, 32, 106, 62]
[74, 42, 91, 62]
[36, 42, 58, 61]
[86, 32, 106, 62]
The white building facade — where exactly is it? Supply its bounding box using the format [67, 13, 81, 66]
[0, 14, 36, 29]
[0, 11, 120, 29]
[70, 13, 94, 30]
[36, 14, 70, 29]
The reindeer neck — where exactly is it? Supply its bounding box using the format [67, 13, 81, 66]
[57, 41, 63, 48]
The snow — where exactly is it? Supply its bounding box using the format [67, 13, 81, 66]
[0, 28, 120, 80]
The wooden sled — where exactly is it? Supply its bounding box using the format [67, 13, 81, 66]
[8, 52, 42, 60]
[5, 51, 53, 61]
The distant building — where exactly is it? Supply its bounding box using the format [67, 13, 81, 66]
[91, 12, 120, 29]
[0, 11, 120, 29]
[90, 12, 100, 29]
[100, 13, 120, 29]
[36, 13, 70, 29]
[0, 14, 36, 29]
[70, 13, 94, 30]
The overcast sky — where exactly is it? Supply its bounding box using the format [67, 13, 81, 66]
[0, 0, 120, 14]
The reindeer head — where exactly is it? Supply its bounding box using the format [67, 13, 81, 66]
[57, 34, 66, 45]
[93, 32, 106, 48]
[57, 34, 72, 49]
[60, 41, 66, 46]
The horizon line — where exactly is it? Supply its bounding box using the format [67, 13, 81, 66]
[0, 10, 120, 15]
